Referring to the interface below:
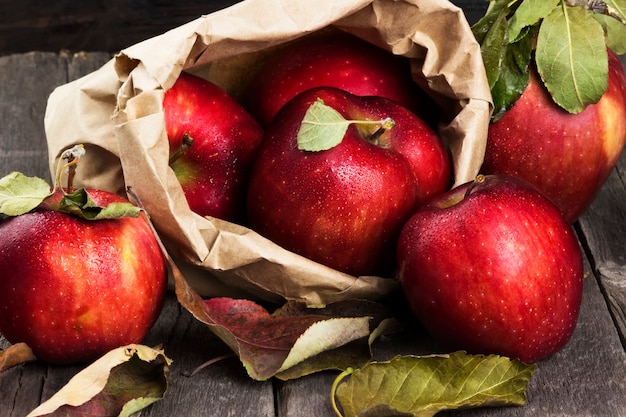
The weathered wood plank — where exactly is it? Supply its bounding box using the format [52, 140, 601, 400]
[0, 52, 64, 180]
[0, 1, 236, 55]
[0, 51, 112, 181]
[0, 1, 487, 56]
[578, 151, 626, 348]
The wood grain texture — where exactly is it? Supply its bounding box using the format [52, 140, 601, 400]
[0, 1, 488, 56]
[0, 1, 235, 55]
[0, 51, 112, 182]
[578, 151, 626, 348]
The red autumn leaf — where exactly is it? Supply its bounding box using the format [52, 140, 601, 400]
[197, 297, 394, 380]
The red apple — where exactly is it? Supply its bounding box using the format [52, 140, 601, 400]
[164, 71, 264, 223]
[242, 31, 435, 127]
[397, 174, 584, 364]
[247, 86, 450, 277]
[0, 189, 167, 365]
[481, 50, 626, 223]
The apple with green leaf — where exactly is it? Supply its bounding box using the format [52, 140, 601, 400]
[247, 86, 450, 277]
[397, 174, 584, 364]
[0, 148, 167, 365]
[242, 31, 435, 127]
[473, 0, 626, 222]
[164, 71, 264, 223]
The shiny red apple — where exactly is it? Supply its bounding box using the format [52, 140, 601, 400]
[247, 86, 450, 277]
[0, 189, 167, 365]
[397, 174, 584, 364]
[242, 31, 433, 127]
[164, 71, 264, 223]
[481, 50, 626, 222]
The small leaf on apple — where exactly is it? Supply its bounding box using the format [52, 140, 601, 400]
[332, 351, 536, 417]
[59, 188, 142, 220]
[536, 5, 608, 113]
[297, 99, 352, 152]
[0, 172, 52, 216]
[25, 344, 171, 417]
[297, 99, 396, 152]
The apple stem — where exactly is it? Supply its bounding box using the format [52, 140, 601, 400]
[564, 0, 624, 22]
[464, 174, 486, 198]
[364, 117, 396, 146]
[330, 367, 353, 417]
[66, 165, 77, 193]
[53, 144, 86, 194]
[169, 133, 194, 164]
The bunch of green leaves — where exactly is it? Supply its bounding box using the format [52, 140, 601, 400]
[472, 0, 626, 121]
[0, 171, 141, 220]
[0, 144, 141, 220]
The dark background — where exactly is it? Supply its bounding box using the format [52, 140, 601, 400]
[0, 1, 488, 55]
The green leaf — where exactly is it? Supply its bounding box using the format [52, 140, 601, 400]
[594, 13, 626, 54]
[472, 3, 506, 44]
[508, 0, 560, 42]
[490, 25, 538, 121]
[484, 0, 517, 17]
[25, 345, 171, 417]
[536, 4, 608, 113]
[59, 188, 142, 220]
[334, 352, 536, 417]
[471, 3, 538, 122]
[0, 172, 52, 216]
[474, 7, 510, 89]
[297, 99, 351, 152]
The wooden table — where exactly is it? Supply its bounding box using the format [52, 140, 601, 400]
[1, 50, 626, 417]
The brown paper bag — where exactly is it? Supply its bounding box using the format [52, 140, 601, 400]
[43, 0, 492, 305]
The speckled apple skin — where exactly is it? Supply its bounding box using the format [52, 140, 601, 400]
[398, 175, 584, 364]
[0, 189, 167, 364]
[164, 71, 264, 223]
[482, 50, 626, 222]
[247, 86, 450, 277]
[242, 31, 431, 128]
